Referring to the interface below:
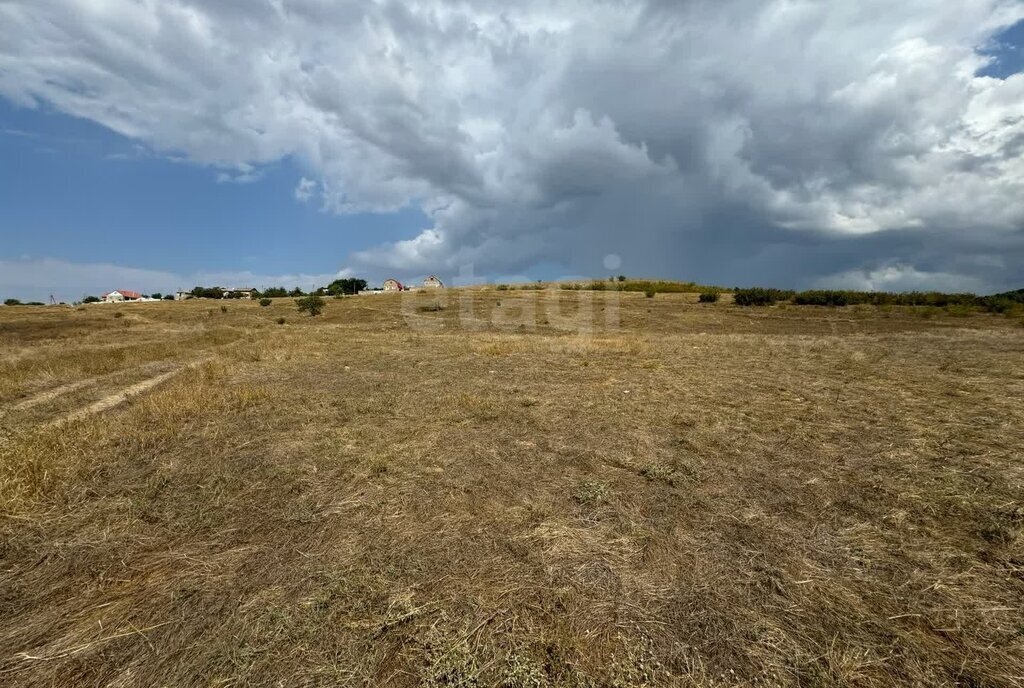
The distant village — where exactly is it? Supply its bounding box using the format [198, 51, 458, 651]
[87, 275, 445, 304]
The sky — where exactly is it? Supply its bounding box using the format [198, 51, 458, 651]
[1, 1, 1023, 302]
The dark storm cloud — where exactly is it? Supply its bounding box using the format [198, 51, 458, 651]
[1, 0, 1022, 291]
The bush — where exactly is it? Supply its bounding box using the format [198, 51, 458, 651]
[259, 298, 272, 307]
[220, 305, 228, 313]
[644, 288, 656, 298]
[295, 294, 325, 316]
[4, 298, 21, 306]
[733, 288, 795, 306]
[82, 295, 101, 303]
[191, 286, 226, 299]
[276, 317, 286, 325]
[114, 311, 124, 318]
[495, 284, 509, 291]
[698, 291, 719, 303]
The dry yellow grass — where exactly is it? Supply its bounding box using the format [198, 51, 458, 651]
[1, 292, 1022, 686]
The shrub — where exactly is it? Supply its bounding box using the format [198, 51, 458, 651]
[793, 290, 856, 306]
[644, 288, 656, 298]
[698, 291, 719, 303]
[114, 311, 124, 318]
[945, 304, 974, 317]
[82, 295, 101, 303]
[733, 288, 795, 306]
[495, 284, 509, 291]
[295, 294, 325, 316]
[259, 298, 272, 307]
[4, 298, 21, 306]
[220, 305, 228, 313]
[276, 317, 286, 325]
[191, 286, 225, 299]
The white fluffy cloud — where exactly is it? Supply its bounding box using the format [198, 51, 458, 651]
[1, 0, 1022, 290]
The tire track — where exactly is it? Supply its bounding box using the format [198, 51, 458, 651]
[48, 358, 213, 427]
[7, 378, 100, 412]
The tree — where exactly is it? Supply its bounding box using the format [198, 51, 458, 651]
[191, 286, 225, 299]
[82, 295, 101, 303]
[325, 278, 368, 296]
[163, 294, 175, 300]
[295, 294, 325, 316]
[262, 287, 288, 298]
[288, 287, 305, 297]
[4, 298, 21, 306]
[617, 275, 626, 282]
[151, 293, 162, 300]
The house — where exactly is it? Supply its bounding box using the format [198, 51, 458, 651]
[102, 290, 142, 303]
[175, 291, 192, 301]
[422, 275, 444, 289]
[383, 278, 404, 292]
[223, 287, 257, 299]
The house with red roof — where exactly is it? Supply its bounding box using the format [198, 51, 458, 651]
[102, 290, 142, 303]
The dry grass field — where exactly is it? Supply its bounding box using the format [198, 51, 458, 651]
[1, 291, 1023, 687]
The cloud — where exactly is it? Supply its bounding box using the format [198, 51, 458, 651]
[1, 1, 1023, 291]
[813, 263, 994, 293]
[0, 257, 344, 303]
[294, 176, 317, 202]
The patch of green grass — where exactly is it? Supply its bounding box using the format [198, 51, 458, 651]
[572, 479, 609, 506]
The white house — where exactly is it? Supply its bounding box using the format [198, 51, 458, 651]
[102, 290, 142, 303]
[223, 287, 257, 299]
[422, 275, 444, 289]
[383, 278, 404, 291]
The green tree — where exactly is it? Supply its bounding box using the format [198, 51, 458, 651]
[296, 294, 325, 316]
[262, 287, 288, 298]
[191, 286, 225, 299]
[82, 295, 101, 303]
[4, 298, 21, 306]
[325, 278, 368, 296]
[151, 292, 162, 300]
[288, 287, 305, 297]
